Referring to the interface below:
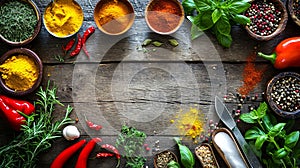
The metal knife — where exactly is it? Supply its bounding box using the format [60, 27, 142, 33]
[214, 96, 263, 168]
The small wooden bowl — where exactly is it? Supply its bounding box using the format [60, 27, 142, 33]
[244, 0, 288, 41]
[145, 0, 184, 35]
[0, 0, 42, 46]
[288, 0, 300, 27]
[195, 143, 220, 168]
[0, 48, 43, 96]
[265, 72, 300, 119]
[93, 0, 135, 35]
[153, 150, 178, 168]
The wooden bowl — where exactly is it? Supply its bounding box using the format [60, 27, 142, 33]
[153, 150, 178, 168]
[195, 143, 220, 168]
[288, 0, 300, 27]
[244, 0, 288, 41]
[145, 0, 184, 35]
[266, 72, 300, 119]
[93, 0, 135, 35]
[0, 0, 42, 46]
[0, 48, 43, 96]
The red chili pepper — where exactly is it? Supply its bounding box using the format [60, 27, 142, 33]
[70, 34, 82, 57]
[50, 139, 86, 168]
[82, 26, 95, 58]
[62, 38, 75, 53]
[101, 144, 121, 167]
[0, 96, 35, 131]
[75, 137, 102, 168]
[258, 37, 300, 69]
[96, 152, 115, 158]
[84, 114, 102, 131]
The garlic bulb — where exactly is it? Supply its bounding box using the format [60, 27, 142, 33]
[63, 125, 80, 141]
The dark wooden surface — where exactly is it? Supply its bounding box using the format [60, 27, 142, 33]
[0, 0, 300, 167]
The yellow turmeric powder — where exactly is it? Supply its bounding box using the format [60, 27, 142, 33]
[0, 55, 38, 91]
[174, 107, 205, 143]
[43, 0, 83, 37]
[95, 0, 133, 34]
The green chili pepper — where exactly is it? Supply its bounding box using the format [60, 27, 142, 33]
[174, 138, 195, 168]
[167, 160, 181, 168]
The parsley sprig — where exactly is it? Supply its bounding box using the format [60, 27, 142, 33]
[0, 82, 74, 168]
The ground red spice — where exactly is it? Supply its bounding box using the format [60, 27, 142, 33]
[238, 53, 267, 95]
[146, 0, 183, 33]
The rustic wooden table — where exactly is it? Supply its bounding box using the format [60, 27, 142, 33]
[0, 0, 300, 167]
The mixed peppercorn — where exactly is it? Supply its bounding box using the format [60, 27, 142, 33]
[245, 1, 282, 36]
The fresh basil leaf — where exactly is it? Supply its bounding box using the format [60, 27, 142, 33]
[190, 22, 204, 40]
[216, 32, 232, 48]
[228, 1, 251, 14]
[182, 0, 196, 15]
[245, 126, 265, 139]
[255, 134, 268, 150]
[256, 102, 268, 118]
[240, 112, 256, 124]
[262, 114, 273, 131]
[193, 10, 214, 31]
[272, 148, 288, 159]
[285, 131, 300, 148]
[212, 9, 222, 23]
[232, 14, 251, 25]
[269, 123, 286, 137]
[194, 0, 215, 11]
[215, 16, 231, 35]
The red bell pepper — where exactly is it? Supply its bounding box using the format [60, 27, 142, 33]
[258, 37, 300, 69]
[0, 95, 35, 131]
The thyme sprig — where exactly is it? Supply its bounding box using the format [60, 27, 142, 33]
[0, 82, 74, 168]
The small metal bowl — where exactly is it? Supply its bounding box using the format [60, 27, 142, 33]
[0, 0, 42, 46]
[43, 0, 84, 38]
[93, 0, 135, 35]
[244, 0, 288, 41]
[153, 150, 178, 168]
[266, 72, 300, 119]
[0, 48, 43, 96]
[288, 0, 300, 27]
[145, 0, 184, 35]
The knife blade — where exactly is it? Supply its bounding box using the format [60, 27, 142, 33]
[214, 96, 263, 168]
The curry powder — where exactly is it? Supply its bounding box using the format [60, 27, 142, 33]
[0, 55, 38, 91]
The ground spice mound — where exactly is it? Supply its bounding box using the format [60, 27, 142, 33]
[173, 107, 205, 142]
[238, 53, 267, 95]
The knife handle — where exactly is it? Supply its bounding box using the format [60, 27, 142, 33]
[233, 127, 263, 168]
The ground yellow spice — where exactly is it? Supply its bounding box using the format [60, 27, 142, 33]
[95, 0, 132, 34]
[44, 0, 83, 37]
[0, 55, 38, 91]
[173, 107, 205, 143]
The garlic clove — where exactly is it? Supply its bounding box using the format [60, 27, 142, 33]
[63, 125, 80, 141]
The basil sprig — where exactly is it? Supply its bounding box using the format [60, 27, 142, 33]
[182, 0, 251, 47]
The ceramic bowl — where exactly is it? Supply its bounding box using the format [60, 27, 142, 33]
[93, 0, 135, 35]
[266, 72, 300, 119]
[0, 48, 43, 96]
[145, 0, 184, 35]
[153, 150, 178, 168]
[0, 0, 42, 46]
[244, 0, 288, 41]
[43, 0, 84, 38]
[288, 0, 300, 27]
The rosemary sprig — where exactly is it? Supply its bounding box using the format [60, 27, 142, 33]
[0, 81, 74, 168]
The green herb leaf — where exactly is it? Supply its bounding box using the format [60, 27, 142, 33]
[212, 9, 222, 23]
[182, 0, 196, 15]
[193, 10, 214, 31]
[262, 114, 273, 131]
[284, 131, 299, 148]
[240, 112, 257, 123]
[190, 21, 204, 40]
[272, 148, 288, 159]
[193, 0, 214, 11]
[215, 32, 232, 48]
[174, 138, 195, 168]
[232, 14, 251, 25]
[256, 102, 268, 118]
[269, 123, 286, 137]
[245, 126, 265, 140]
[215, 16, 231, 35]
[228, 1, 251, 14]
[255, 134, 268, 150]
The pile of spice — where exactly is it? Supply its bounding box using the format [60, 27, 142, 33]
[0, 55, 38, 91]
[94, 0, 133, 34]
[195, 144, 219, 168]
[172, 107, 205, 143]
[0, 0, 37, 42]
[245, 1, 282, 36]
[155, 151, 177, 168]
[293, 0, 300, 20]
[43, 0, 83, 37]
[146, 0, 183, 33]
[238, 53, 267, 95]
[270, 74, 300, 112]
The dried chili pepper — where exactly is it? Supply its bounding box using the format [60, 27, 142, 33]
[0, 95, 35, 131]
[82, 26, 96, 58]
[96, 152, 115, 158]
[258, 37, 300, 69]
[75, 137, 102, 168]
[50, 139, 86, 168]
[84, 114, 102, 131]
[101, 144, 121, 167]
[70, 34, 82, 57]
[62, 38, 75, 54]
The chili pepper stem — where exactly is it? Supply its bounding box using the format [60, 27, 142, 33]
[116, 158, 120, 168]
[257, 52, 276, 64]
